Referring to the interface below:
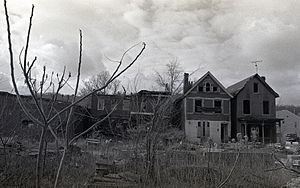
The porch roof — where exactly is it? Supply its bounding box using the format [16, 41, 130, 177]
[238, 116, 283, 124]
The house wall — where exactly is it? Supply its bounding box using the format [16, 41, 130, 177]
[277, 110, 300, 141]
[184, 74, 231, 143]
[184, 120, 231, 143]
[235, 77, 276, 134]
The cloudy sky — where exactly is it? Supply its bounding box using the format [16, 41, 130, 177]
[0, 0, 299, 105]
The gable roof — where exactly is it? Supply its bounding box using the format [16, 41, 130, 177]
[183, 71, 233, 98]
[227, 74, 279, 97]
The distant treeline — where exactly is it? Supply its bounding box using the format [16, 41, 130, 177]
[277, 105, 300, 115]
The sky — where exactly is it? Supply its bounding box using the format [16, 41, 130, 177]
[0, 0, 299, 105]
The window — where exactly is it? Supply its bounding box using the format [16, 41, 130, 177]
[195, 99, 202, 112]
[214, 100, 222, 113]
[97, 99, 105, 110]
[213, 86, 218, 92]
[295, 122, 297, 128]
[123, 99, 130, 111]
[207, 122, 210, 127]
[253, 83, 258, 93]
[205, 83, 211, 92]
[263, 101, 269, 114]
[198, 86, 203, 92]
[243, 100, 250, 114]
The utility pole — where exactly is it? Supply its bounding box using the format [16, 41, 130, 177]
[251, 60, 262, 74]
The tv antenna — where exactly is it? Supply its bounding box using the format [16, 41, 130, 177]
[251, 60, 262, 74]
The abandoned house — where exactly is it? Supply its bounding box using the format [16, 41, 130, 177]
[182, 71, 232, 143]
[227, 74, 281, 143]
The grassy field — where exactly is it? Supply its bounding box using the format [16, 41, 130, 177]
[0, 138, 296, 187]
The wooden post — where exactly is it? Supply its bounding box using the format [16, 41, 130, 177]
[262, 122, 265, 144]
[245, 122, 248, 138]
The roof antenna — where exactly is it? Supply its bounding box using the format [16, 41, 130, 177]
[251, 60, 262, 74]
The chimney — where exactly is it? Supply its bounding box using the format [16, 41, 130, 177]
[261, 76, 266, 81]
[183, 73, 189, 94]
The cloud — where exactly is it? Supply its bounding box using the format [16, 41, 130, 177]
[1, 0, 300, 104]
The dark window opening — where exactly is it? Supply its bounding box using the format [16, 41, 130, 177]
[205, 83, 211, 92]
[207, 122, 210, 127]
[243, 100, 250, 114]
[198, 86, 203, 92]
[254, 83, 258, 93]
[213, 86, 218, 92]
[263, 101, 269, 114]
[195, 99, 202, 112]
[214, 100, 222, 113]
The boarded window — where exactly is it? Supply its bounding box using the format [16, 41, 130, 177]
[223, 100, 229, 114]
[195, 99, 202, 112]
[186, 99, 194, 113]
[97, 99, 105, 110]
[123, 99, 130, 111]
[243, 100, 250, 114]
[263, 101, 269, 114]
[204, 99, 213, 108]
[254, 83, 258, 93]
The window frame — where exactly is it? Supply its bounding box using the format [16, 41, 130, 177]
[263, 100, 269, 115]
[243, 100, 250, 115]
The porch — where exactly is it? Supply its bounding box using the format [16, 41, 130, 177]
[239, 117, 282, 144]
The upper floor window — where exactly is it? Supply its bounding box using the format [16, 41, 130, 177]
[263, 101, 269, 114]
[195, 99, 202, 112]
[97, 99, 105, 110]
[213, 86, 218, 92]
[243, 100, 250, 114]
[253, 83, 258, 93]
[214, 100, 222, 113]
[198, 86, 203, 92]
[205, 83, 211, 92]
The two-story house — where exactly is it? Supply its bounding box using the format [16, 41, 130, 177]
[183, 71, 232, 143]
[227, 74, 281, 143]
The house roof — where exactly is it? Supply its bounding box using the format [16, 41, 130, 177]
[227, 74, 279, 98]
[183, 71, 233, 98]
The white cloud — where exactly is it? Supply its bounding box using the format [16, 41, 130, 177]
[1, 0, 300, 104]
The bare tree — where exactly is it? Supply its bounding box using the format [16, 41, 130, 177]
[80, 70, 121, 95]
[3, 1, 146, 187]
[154, 59, 183, 94]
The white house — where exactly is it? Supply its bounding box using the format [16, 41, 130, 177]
[276, 110, 300, 141]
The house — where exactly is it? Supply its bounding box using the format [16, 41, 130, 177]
[182, 71, 232, 143]
[90, 93, 131, 135]
[276, 110, 300, 141]
[130, 90, 171, 125]
[227, 74, 281, 143]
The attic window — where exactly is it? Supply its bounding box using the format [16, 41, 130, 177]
[198, 86, 203, 92]
[205, 83, 211, 92]
[213, 87, 218, 92]
[253, 83, 258, 93]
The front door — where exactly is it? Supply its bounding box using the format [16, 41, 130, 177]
[221, 123, 228, 143]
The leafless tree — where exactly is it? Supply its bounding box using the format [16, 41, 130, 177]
[3, 1, 146, 187]
[154, 59, 183, 94]
[80, 70, 121, 95]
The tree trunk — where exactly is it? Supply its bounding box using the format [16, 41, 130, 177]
[36, 127, 46, 188]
